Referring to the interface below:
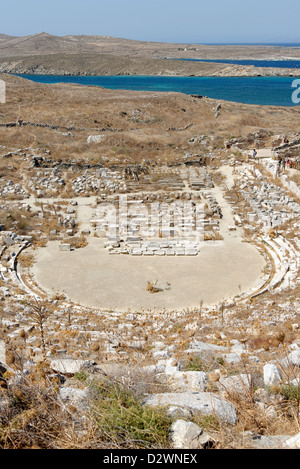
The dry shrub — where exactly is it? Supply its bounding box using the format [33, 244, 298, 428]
[146, 281, 163, 294]
[0, 369, 90, 449]
[19, 252, 35, 268]
[0, 207, 33, 233]
[0, 364, 172, 449]
[247, 335, 284, 352]
[63, 236, 88, 249]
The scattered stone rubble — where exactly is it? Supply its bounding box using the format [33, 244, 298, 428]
[92, 166, 221, 255]
[0, 149, 299, 449]
[221, 160, 300, 299]
[0, 179, 29, 198]
[236, 165, 300, 229]
[106, 238, 201, 256]
[1, 293, 300, 448]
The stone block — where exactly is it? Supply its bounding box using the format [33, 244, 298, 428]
[144, 392, 238, 424]
[263, 363, 282, 386]
[59, 244, 71, 251]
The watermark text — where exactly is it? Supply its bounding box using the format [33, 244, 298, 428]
[292, 79, 300, 104]
[0, 79, 6, 104]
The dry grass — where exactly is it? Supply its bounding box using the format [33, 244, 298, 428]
[0, 362, 172, 449]
[0, 289, 300, 449]
[2, 73, 300, 167]
[62, 236, 88, 249]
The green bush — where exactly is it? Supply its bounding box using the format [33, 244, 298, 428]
[186, 356, 204, 371]
[90, 380, 171, 449]
[280, 383, 300, 402]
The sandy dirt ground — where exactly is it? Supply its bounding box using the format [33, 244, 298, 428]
[30, 236, 265, 312]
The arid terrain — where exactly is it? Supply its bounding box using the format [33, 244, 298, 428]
[0, 32, 299, 76]
[1, 32, 300, 59]
[0, 69, 300, 450]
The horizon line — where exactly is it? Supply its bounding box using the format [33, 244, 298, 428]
[0, 32, 300, 46]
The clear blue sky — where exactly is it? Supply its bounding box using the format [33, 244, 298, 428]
[1, 0, 300, 44]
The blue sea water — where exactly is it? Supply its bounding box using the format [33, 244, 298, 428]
[16, 74, 300, 107]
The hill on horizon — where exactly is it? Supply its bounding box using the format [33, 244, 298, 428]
[0, 32, 300, 60]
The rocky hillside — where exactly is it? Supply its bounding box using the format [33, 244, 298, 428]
[0, 32, 299, 77]
[1, 32, 300, 60]
[0, 53, 299, 77]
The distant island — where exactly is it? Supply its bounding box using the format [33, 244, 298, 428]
[0, 32, 299, 77]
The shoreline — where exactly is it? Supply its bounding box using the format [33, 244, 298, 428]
[7, 73, 300, 108]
